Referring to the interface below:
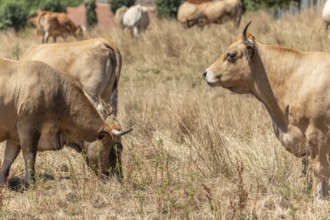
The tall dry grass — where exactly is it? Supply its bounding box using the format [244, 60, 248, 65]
[1, 9, 330, 219]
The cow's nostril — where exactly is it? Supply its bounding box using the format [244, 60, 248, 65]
[203, 71, 207, 77]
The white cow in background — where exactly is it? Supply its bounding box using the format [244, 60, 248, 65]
[115, 4, 150, 37]
[322, 0, 330, 38]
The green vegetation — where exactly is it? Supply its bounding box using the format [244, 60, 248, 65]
[155, 0, 182, 18]
[85, 0, 98, 28]
[109, 0, 135, 13]
[0, 1, 28, 32]
[243, 0, 300, 11]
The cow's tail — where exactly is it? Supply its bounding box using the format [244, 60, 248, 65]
[37, 11, 48, 43]
[110, 47, 122, 117]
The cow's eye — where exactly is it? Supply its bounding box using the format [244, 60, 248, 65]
[226, 52, 236, 61]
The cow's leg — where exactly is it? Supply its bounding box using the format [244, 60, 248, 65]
[53, 36, 57, 42]
[0, 141, 20, 187]
[133, 26, 139, 37]
[18, 126, 40, 186]
[44, 32, 50, 43]
[311, 153, 330, 199]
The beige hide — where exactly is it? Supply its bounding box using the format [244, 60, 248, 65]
[185, 0, 243, 28]
[204, 22, 330, 199]
[21, 38, 121, 118]
[0, 59, 131, 187]
[38, 11, 83, 43]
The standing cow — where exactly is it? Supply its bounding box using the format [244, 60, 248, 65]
[0, 58, 132, 187]
[204, 22, 330, 199]
[38, 11, 84, 43]
[115, 4, 150, 37]
[21, 38, 121, 118]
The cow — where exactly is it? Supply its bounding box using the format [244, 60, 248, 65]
[0, 58, 132, 188]
[203, 22, 330, 199]
[322, 0, 330, 38]
[20, 38, 121, 118]
[183, 0, 243, 28]
[37, 11, 84, 43]
[115, 4, 150, 37]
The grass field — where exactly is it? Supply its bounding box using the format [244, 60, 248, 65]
[1, 9, 330, 219]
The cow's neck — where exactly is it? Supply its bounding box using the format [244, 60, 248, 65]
[251, 43, 300, 131]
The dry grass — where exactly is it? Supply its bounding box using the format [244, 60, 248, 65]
[1, 9, 330, 219]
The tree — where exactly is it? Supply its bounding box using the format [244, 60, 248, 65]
[155, 0, 182, 18]
[109, 0, 135, 13]
[85, 0, 98, 28]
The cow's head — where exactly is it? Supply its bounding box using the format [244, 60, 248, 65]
[84, 123, 132, 181]
[203, 21, 256, 94]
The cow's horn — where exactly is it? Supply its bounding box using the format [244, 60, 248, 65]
[242, 21, 252, 43]
[112, 128, 133, 136]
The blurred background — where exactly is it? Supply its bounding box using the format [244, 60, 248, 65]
[0, 0, 327, 32]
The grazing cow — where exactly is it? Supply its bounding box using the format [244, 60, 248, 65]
[203, 22, 330, 199]
[0, 58, 132, 187]
[38, 11, 83, 43]
[322, 0, 330, 38]
[183, 0, 243, 28]
[21, 38, 121, 118]
[115, 4, 150, 37]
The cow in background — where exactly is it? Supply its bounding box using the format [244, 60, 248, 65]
[179, 0, 243, 29]
[37, 11, 84, 43]
[115, 5, 150, 37]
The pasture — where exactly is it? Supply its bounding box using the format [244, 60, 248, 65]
[1, 9, 330, 219]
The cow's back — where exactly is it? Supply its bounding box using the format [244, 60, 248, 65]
[21, 38, 121, 106]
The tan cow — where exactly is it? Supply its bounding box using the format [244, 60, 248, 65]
[38, 11, 83, 43]
[204, 22, 330, 199]
[184, 0, 243, 28]
[0, 58, 132, 187]
[21, 38, 121, 118]
[116, 5, 150, 37]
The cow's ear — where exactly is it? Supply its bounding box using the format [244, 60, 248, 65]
[98, 131, 110, 140]
[244, 46, 255, 60]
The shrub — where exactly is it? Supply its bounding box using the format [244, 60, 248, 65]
[0, 1, 28, 32]
[109, 0, 135, 13]
[155, 0, 182, 18]
[39, 0, 66, 12]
